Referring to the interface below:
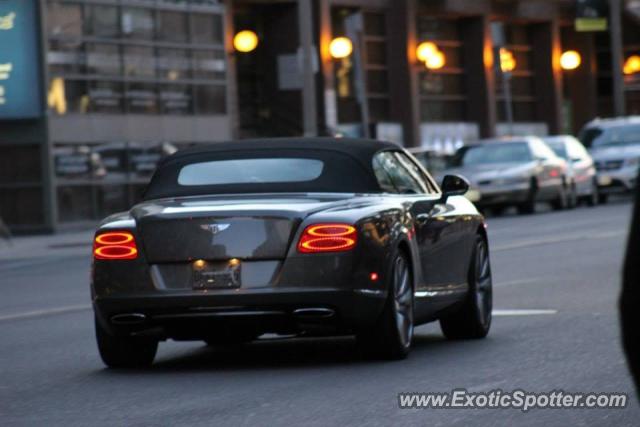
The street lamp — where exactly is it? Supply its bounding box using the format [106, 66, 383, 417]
[499, 48, 516, 73]
[416, 41, 437, 62]
[624, 55, 640, 75]
[329, 37, 353, 59]
[560, 50, 582, 71]
[416, 41, 446, 70]
[233, 30, 259, 53]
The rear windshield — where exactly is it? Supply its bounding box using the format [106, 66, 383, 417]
[178, 158, 324, 186]
[460, 142, 531, 166]
[144, 149, 376, 199]
[546, 142, 568, 159]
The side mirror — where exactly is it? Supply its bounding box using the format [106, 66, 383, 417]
[440, 174, 469, 202]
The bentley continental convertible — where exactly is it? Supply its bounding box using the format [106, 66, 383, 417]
[91, 138, 492, 367]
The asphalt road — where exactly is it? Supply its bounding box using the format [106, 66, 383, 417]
[1, 200, 638, 426]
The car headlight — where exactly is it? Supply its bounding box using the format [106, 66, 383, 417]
[625, 157, 640, 168]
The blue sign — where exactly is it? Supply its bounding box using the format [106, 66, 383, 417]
[0, 0, 43, 119]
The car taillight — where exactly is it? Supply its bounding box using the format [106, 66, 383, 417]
[297, 223, 357, 253]
[93, 231, 138, 260]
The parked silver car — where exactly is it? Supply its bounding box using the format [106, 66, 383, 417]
[448, 137, 568, 214]
[578, 117, 640, 204]
[542, 135, 598, 207]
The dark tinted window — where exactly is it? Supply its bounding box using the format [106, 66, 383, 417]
[372, 152, 428, 194]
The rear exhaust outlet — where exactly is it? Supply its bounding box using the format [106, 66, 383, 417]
[293, 308, 335, 318]
[111, 313, 147, 325]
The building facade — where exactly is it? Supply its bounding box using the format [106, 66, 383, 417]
[0, 0, 639, 231]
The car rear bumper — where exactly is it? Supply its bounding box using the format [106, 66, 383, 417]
[93, 287, 387, 339]
[474, 187, 530, 207]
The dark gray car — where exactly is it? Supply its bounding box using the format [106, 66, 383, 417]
[447, 137, 568, 214]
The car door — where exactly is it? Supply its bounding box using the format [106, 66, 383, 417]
[375, 151, 467, 305]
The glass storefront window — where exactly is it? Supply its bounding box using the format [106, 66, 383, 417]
[194, 84, 226, 114]
[123, 46, 156, 77]
[49, 78, 89, 114]
[86, 43, 121, 76]
[126, 83, 158, 114]
[157, 49, 191, 80]
[85, 5, 120, 38]
[191, 13, 223, 44]
[159, 84, 192, 114]
[157, 11, 189, 42]
[48, 3, 83, 37]
[88, 81, 123, 113]
[192, 50, 226, 79]
[48, 40, 85, 74]
[122, 7, 154, 39]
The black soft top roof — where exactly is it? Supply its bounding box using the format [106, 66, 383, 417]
[159, 137, 399, 168]
[145, 138, 401, 200]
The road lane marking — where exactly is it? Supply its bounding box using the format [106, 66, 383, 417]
[492, 230, 625, 252]
[492, 309, 557, 316]
[0, 304, 91, 322]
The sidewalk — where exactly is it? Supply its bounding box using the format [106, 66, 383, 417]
[0, 230, 95, 262]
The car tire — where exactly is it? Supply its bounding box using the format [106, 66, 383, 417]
[586, 180, 598, 207]
[95, 316, 158, 369]
[550, 181, 568, 211]
[440, 236, 492, 340]
[517, 179, 537, 215]
[598, 193, 609, 205]
[357, 251, 414, 360]
[566, 184, 577, 209]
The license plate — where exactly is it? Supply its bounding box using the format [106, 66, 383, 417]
[597, 175, 612, 186]
[466, 189, 482, 202]
[192, 260, 241, 290]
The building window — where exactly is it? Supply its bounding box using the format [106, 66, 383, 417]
[86, 43, 121, 76]
[417, 17, 466, 122]
[157, 10, 189, 42]
[48, 3, 83, 38]
[123, 46, 156, 77]
[157, 49, 191, 80]
[191, 13, 223, 44]
[121, 7, 154, 40]
[88, 81, 123, 114]
[85, 5, 119, 38]
[126, 83, 158, 114]
[194, 84, 226, 114]
[46, 1, 228, 117]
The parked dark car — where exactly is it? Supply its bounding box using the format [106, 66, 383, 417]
[447, 137, 568, 214]
[92, 138, 492, 367]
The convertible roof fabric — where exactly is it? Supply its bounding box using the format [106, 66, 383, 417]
[145, 138, 400, 200]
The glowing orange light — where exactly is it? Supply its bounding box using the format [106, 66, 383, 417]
[500, 48, 516, 73]
[624, 55, 640, 75]
[233, 30, 259, 53]
[425, 50, 445, 70]
[298, 223, 357, 253]
[193, 259, 206, 269]
[416, 41, 437, 62]
[93, 231, 138, 260]
[329, 37, 353, 59]
[560, 50, 581, 71]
